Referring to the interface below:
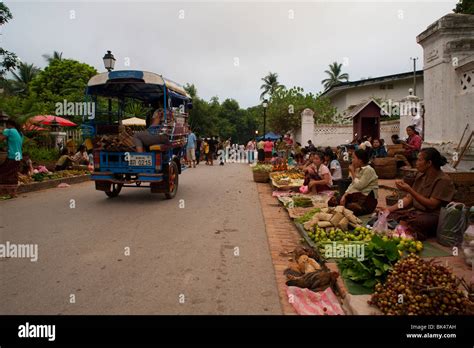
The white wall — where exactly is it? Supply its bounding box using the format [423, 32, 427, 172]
[331, 78, 424, 115]
[310, 120, 400, 148]
[417, 14, 474, 170]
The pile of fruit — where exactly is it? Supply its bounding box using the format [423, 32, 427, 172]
[308, 226, 373, 243]
[28, 170, 89, 183]
[308, 227, 424, 256]
[271, 158, 288, 172]
[381, 236, 423, 254]
[369, 254, 470, 315]
[252, 164, 272, 172]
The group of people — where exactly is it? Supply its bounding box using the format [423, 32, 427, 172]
[256, 134, 296, 163]
[185, 130, 221, 168]
[344, 125, 423, 167]
[55, 145, 91, 171]
[297, 143, 455, 241]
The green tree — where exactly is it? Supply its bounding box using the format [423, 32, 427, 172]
[42, 51, 63, 64]
[453, 0, 474, 14]
[321, 62, 349, 91]
[0, 3, 18, 77]
[267, 86, 336, 134]
[9, 62, 40, 95]
[184, 83, 197, 99]
[260, 72, 284, 100]
[29, 59, 97, 118]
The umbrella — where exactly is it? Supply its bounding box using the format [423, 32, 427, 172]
[122, 117, 146, 126]
[23, 123, 47, 131]
[28, 115, 77, 127]
[257, 132, 281, 141]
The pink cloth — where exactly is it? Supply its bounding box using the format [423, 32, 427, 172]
[286, 286, 345, 315]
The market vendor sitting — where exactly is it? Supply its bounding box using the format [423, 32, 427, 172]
[305, 152, 333, 194]
[133, 109, 170, 153]
[380, 148, 455, 241]
[395, 126, 422, 167]
[72, 145, 89, 165]
[339, 148, 378, 216]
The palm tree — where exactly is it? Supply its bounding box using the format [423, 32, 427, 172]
[321, 62, 349, 91]
[260, 72, 283, 100]
[42, 51, 63, 64]
[9, 62, 40, 95]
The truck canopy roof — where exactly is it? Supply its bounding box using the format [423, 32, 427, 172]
[86, 70, 191, 103]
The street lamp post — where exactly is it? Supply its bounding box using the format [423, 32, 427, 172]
[103, 50, 116, 123]
[262, 99, 268, 141]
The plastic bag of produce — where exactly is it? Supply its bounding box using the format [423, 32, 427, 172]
[299, 185, 309, 194]
[373, 210, 389, 233]
[437, 202, 468, 247]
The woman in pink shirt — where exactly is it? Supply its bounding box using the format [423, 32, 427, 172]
[307, 152, 333, 193]
[402, 125, 422, 162]
[264, 139, 274, 162]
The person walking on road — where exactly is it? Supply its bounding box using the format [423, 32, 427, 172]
[196, 136, 202, 165]
[186, 129, 197, 168]
[0, 120, 24, 197]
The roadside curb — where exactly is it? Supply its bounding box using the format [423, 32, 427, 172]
[17, 175, 91, 194]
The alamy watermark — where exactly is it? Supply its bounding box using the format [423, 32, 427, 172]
[0, 241, 38, 262]
[379, 99, 424, 117]
[55, 99, 95, 120]
[217, 147, 257, 164]
[18, 322, 55, 341]
[324, 242, 365, 261]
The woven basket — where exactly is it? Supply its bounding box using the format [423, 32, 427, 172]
[446, 172, 474, 206]
[373, 157, 397, 179]
[387, 144, 404, 157]
[0, 151, 6, 165]
[446, 172, 474, 185]
[253, 171, 269, 183]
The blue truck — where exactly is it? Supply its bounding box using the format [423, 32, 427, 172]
[85, 70, 192, 198]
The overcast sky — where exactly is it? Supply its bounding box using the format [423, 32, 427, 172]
[3, 0, 457, 107]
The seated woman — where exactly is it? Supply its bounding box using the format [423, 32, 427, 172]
[306, 152, 333, 193]
[324, 147, 342, 181]
[133, 109, 170, 152]
[71, 145, 89, 165]
[382, 148, 455, 241]
[395, 126, 422, 167]
[372, 138, 387, 158]
[55, 148, 73, 171]
[340, 149, 378, 216]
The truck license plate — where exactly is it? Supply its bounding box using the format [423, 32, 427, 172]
[129, 155, 152, 166]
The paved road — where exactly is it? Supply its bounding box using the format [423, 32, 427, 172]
[0, 163, 282, 314]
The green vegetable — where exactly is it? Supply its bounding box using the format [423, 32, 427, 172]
[295, 208, 321, 224]
[252, 164, 272, 172]
[336, 235, 401, 291]
[292, 196, 313, 208]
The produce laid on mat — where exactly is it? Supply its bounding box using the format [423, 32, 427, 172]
[18, 169, 90, 184]
[252, 163, 272, 173]
[270, 169, 305, 188]
[337, 235, 401, 290]
[368, 255, 473, 315]
[283, 247, 340, 293]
